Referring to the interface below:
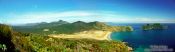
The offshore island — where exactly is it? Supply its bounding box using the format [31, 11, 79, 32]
[0, 20, 133, 52]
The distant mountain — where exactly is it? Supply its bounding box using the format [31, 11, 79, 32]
[35, 20, 69, 28]
[15, 20, 68, 27]
[13, 21, 133, 35]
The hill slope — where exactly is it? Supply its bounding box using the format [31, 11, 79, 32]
[13, 21, 133, 35]
[12, 32, 131, 52]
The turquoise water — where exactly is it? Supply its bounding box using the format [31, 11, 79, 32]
[109, 23, 175, 51]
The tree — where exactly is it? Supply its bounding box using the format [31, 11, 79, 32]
[0, 24, 15, 52]
[0, 24, 12, 38]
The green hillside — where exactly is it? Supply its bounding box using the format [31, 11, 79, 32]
[12, 32, 130, 52]
[13, 21, 133, 35]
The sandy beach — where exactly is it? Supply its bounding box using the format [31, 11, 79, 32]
[48, 30, 112, 40]
[48, 30, 132, 50]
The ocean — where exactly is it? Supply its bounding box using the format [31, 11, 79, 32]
[108, 23, 175, 52]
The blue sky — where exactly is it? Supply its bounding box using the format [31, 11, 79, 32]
[0, 0, 175, 25]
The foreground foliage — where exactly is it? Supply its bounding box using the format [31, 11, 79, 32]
[0, 24, 15, 52]
[12, 33, 130, 52]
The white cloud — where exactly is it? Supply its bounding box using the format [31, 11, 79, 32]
[5, 11, 175, 25]
[134, 18, 175, 23]
[0, 21, 2, 23]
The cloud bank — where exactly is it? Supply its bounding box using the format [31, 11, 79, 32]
[4, 11, 175, 25]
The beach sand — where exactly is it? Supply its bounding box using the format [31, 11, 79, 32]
[48, 30, 132, 51]
[48, 30, 112, 40]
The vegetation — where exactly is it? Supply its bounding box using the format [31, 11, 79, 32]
[13, 20, 134, 35]
[12, 32, 130, 52]
[142, 23, 168, 30]
[0, 22, 132, 52]
[0, 24, 15, 52]
[0, 24, 12, 38]
[125, 26, 134, 31]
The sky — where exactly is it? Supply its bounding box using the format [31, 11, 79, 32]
[0, 0, 175, 25]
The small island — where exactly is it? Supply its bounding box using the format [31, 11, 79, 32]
[142, 23, 168, 30]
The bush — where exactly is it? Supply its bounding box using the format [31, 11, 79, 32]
[12, 33, 130, 52]
[0, 24, 12, 38]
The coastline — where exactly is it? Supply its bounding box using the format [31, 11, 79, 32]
[48, 30, 132, 51]
[108, 32, 133, 51]
[106, 31, 112, 40]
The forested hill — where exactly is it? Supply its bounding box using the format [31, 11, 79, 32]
[13, 20, 133, 35]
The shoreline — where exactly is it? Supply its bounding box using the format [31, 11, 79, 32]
[106, 31, 112, 40]
[48, 31, 133, 51]
[107, 32, 133, 51]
